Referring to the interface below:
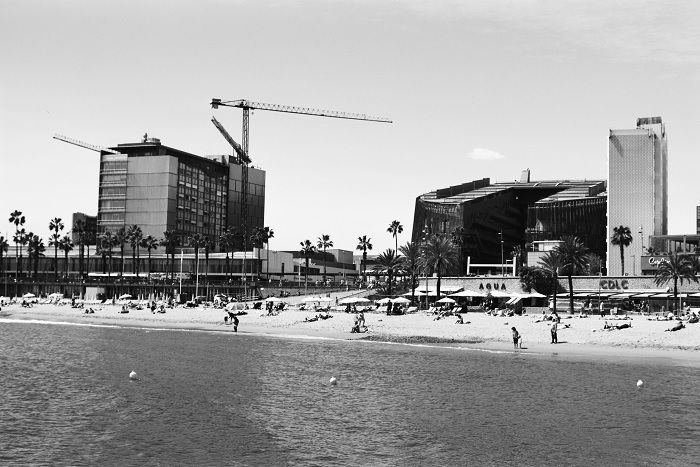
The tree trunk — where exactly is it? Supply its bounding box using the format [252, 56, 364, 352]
[568, 273, 574, 313]
[619, 244, 625, 276]
[552, 274, 558, 313]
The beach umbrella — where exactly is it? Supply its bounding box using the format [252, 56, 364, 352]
[376, 297, 392, 304]
[487, 290, 510, 298]
[354, 297, 370, 303]
[436, 297, 456, 304]
[391, 297, 410, 304]
[339, 297, 356, 305]
[265, 297, 282, 302]
[119, 294, 132, 300]
[302, 296, 322, 303]
[22, 293, 36, 298]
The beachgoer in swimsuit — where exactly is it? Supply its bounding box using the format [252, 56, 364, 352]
[550, 320, 558, 344]
[511, 327, 520, 349]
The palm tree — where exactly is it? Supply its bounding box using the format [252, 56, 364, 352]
[538, 250, 563, 313]
[450, 227, 466, 275]
[316, 234, 333, 284]
[72, 219, 86, 279]
[261, 226, 274, 279]
[27, 234, 45, 279]
[126, 225, 143, 278]
[48, 217, 64, 281]
[161, 230, 179, 281]
[555, 235, 590, 313]
[114, 227, 127, 278]
[250, 227, 266, 280]
[611, 225, 633, 276]
[14, 228, 28, 278]
[387, 220, 403, 253]
[399, 241, 421, 303]
[372, 248, 403, 297]
[140, 235, 159, 280]
[420, 234, 458, 298]
[219, 228, 235, 282]
[299, 240, 316, 294]
[59, 235, 74, 278]
[97, 231, 114, 276]
[356, 235, 373, 284]
[188, 233, 207, 290]
[9, 210, 26, 283]
[654, 252, 698, 312]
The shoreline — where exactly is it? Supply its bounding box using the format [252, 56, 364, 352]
[2, 303, 699, 366]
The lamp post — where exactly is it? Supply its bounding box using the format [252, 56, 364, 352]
[639, 226, 644, 252]
[499, 231, 504, 277]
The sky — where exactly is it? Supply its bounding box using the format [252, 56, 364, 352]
[1, 0, 699, 254]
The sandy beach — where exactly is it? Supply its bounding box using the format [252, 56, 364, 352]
[3, 297, 699, 366]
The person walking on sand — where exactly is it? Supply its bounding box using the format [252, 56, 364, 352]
[511, 327, 520, 350]
[233, 314, 239, 332]
[550, 319, 558, 344]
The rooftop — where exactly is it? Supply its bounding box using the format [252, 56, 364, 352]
[419, 177, 606, 206]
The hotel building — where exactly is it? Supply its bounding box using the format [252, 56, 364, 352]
[608, 117, 667, 276]
[97, 137, 265, 248]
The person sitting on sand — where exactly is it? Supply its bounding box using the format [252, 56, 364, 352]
[305, 315, 319, 322]
[455, 313, 463, 324]
[665, 321, 685, 332]
[358, 311, 365, 328]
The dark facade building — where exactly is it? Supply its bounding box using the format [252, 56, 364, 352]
[412, 173, 607, 266]
[96, 138, 265, 248]
[71, 212, 97, 244]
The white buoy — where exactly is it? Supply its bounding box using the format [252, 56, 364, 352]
[329, 376, 337, 386]
[129, 370, 138, 380]
[637, 379, 643, 388]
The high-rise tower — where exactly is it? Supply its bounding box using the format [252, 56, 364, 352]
[608, 117, 668, 276]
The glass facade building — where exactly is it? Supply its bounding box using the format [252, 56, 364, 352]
[412, 176, 607, 266]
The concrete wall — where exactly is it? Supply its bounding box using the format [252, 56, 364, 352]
[125, 155, 177, 239]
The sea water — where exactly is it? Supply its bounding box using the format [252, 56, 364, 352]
[1, 320, 698, 466]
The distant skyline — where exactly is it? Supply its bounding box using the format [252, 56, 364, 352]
[1, 0, 699, 253]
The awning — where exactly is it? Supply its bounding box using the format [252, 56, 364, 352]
[506, 296, 522, 305]
[449, 290, 485, 298]
[608, 293, 634, 299]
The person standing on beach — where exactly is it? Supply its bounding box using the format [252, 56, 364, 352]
[233, 315, 239, 332]
[511, 327, 520, 349]
[550, 320, 558, 344]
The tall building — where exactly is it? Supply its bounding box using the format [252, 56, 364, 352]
[412, 174, 607, 268]
[608, 117, 668, 275]
[97, 137, 265, 247]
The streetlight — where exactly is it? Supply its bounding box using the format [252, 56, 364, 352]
[499, 231, 504, 277]
[639, 226, 644, 252]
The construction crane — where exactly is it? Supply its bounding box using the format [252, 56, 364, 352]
[211, 116, 249, 164]
[210, 97, 392, 232]
[53, 133, 122, 154]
